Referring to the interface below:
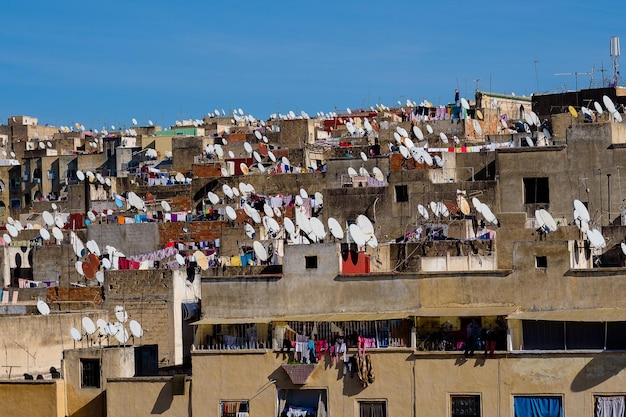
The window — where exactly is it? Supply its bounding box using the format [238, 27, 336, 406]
[278, 389, 327, 417]
[524, 177, 549, 204]
[395, 185, 408, 202]
[80, 359, 100, 388]
[359, 401, 387, 417]
[595, 395, 625, 417]
[514, 396, 562, 417]
[535, 256, 547, 269]
[305, 256, 318, 269]
[220, 401, 249, 417]
[522, 320, 608, 350]
[451, 395, 481, 417]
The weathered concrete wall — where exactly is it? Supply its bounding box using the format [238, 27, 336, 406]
[88, 223, 160, 257]
[107, 377, 191, 417]
[0, 380, 65, 417]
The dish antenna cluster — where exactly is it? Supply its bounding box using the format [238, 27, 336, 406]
[68, 305, 144, 347]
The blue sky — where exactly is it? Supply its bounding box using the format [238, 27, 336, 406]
[0, 1, 622, 129]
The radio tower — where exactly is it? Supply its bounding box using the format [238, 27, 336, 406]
[610, 36, 620, 87]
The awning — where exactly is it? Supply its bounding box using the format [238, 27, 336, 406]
[414, 306, 517, 317]
[191, 311, 412, 325]
[507, 308, 626, 322]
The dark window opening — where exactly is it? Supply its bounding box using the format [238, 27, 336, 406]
[395, 185, 408, 202]
[305, 256, 318, 269]
[220, 401, 249, 417]
[81, 359, 100, 388]
[524, 177, 549, 204]
[359, 401, 387, 417]
[536, 256, 547, 269]
[451, 395, 481, 417]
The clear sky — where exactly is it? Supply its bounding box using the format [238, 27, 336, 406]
[0, 0, 622, 129]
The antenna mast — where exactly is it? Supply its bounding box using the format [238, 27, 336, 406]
[610, 35, 620, 87]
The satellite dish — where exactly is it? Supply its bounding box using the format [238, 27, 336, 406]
[536, 209, 558, 233]
[299, 188, 308, 199]
[473, 119, 482, 136]
[295, 195, 303, 206]
[225, 205, 237, 221]
[95, 271, 104, 283]
[573, 199, 590, 222]
[412, 125, 424, 141]
[366, 234, 379, 248]
[222, 184, 234, 199]
[2, 233, 10, 244]
[359, 167, 369, 177]
[458, 196, 470, 215]
[82, 317, 96, 335]
[221, 167, 229, 177]
[265, 216, 280, 233]
[194, 250, 209, 270]
[587, 228, 606, 249]
[114, 324, 129, 344]
[42, 211, 54, 226]
[327, 217, 344, 240]
[621, 242, 626, 256]
[295, 211, 312, 234]
[36, 300, 50, 315]
[6, 224, 18, 238]
[244, 223, 256, 239]
[476, 110, 484, 120]
[207, 192, 220, 205]
[284, 217, 295, 234]
[430, 201, 440, 217]
[102, 258, 111, 270]
[263, 204, 274, 218]
[349, 223, 366, 247]
[244, 142, 253, 154]
[39, 228, 50, 241]
[55, 216, 65, 228]
[525, 137, 534, 147]
[51, 203, 57, 211]
[603, 95, 617, 113]
[418, 204, 429, 220]
[253, 241, 268, 261]
[372, 167, 384, 182]
[594, 101, 604, 114]
[240, 163, 249, 175]
[568, 105, 578, 118]
[393, 132, 402, 143]
[115, 305, 128, 323]
[472, 197, 483, 213]
[253, 151, 262, 163]
[399, 146, 410, 159]
[348, 167, 358, 177]
[254, 130, 262, 140]
[439, 132, 449, 144]
[615, 112, 623, 123]
[426, 124, 434, 134]
[70, 327, 83, 342]
[360, 151, 368, 161]
[86, 240, 100, 256]
[161, 200, 171, 212]
[404, 137, 415, 150]
[52, 227, 63, 241]
[480, 203, 498, 225]
[460, 98, 470, 110]
[129, 320, 143, 338]
[268, 151, 276, 162]
[76, 170, 85, 181]
[356, 214, 374, 236]
[310, 217, 326, 240]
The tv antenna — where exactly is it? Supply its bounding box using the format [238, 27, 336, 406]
[554, 70, 592, 91]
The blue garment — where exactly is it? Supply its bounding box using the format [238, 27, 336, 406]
[514, 396, 562, 417]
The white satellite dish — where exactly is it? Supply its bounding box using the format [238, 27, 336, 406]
[102, 258, 111, 270]
[360, 151, 368, 161]
[299, 188, 309, 199]
[284, 217, 295, 234]
[70, 327, 82, 342]
[587, 228, 606, 249]
[430, 201, 440, 217]
[412, 125, 424, 141]
[95, 271, 104, 283]
[6, 224, 18, 238]
[223, 184, 234, 199]
[86, 240, 100, 256]
[621, 242, 626, 256]
[244, 142, 252, 154]
[536, 209, 558, 232]
[43, 211, 54, 226]
[115, 305, 128, 323]
[480, 203, 498, 225]
[573, 199, 590, 222]
[207, 192, 220, 205]
[372, 167, 384, 182]
[473, 119, 482, 136]
[472, 197, 483, 213]
[418, 204, 429, 220]
[55, 216, 64, 228]
[161, 200, 171, 212]
[265, 216, 280, 234]
[404, 137, 415, 149]
[132, 118, 138, 126]
[76, 170, 85, 181]
[359, 167, 369, 177]
[393, 132, 402, 143]
[225, 206, 237, 221]
[263, 204, 274, 218]
[399, 146, 410, 159]
[268, 151, 276, 162]
[310, 217, 326, 240]
[439, 132, 448, 144]
[2, 233, 10, 244]
[75, 261, 84, 276]
[615, 112, 623, 123]
[327, 217, 344, 240]
[37, 300, 50, 315]
[594, 101, 604, 114]
[253, 241, 268, 261]
[82, 317, 96, 335]
[114, 324, 129, 344]
[244, 223, 256, 239]
[426, 125, 433, 134]
[295, 211, 312, 234]
[39, 228, 50, 241]
[460, 98, 470, 110]
[52, 227, 63, 241]
[349, 223, 366, 247]
[603, 95, 617, 114]
[253, 151, 262, 163]
[366, 234, 378, 248]
[348, 167, 358, 177]
[356, 214, 374, 236]
[130, 320, 143, 338]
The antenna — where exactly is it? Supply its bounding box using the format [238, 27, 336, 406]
[611, 35, 620, 87]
